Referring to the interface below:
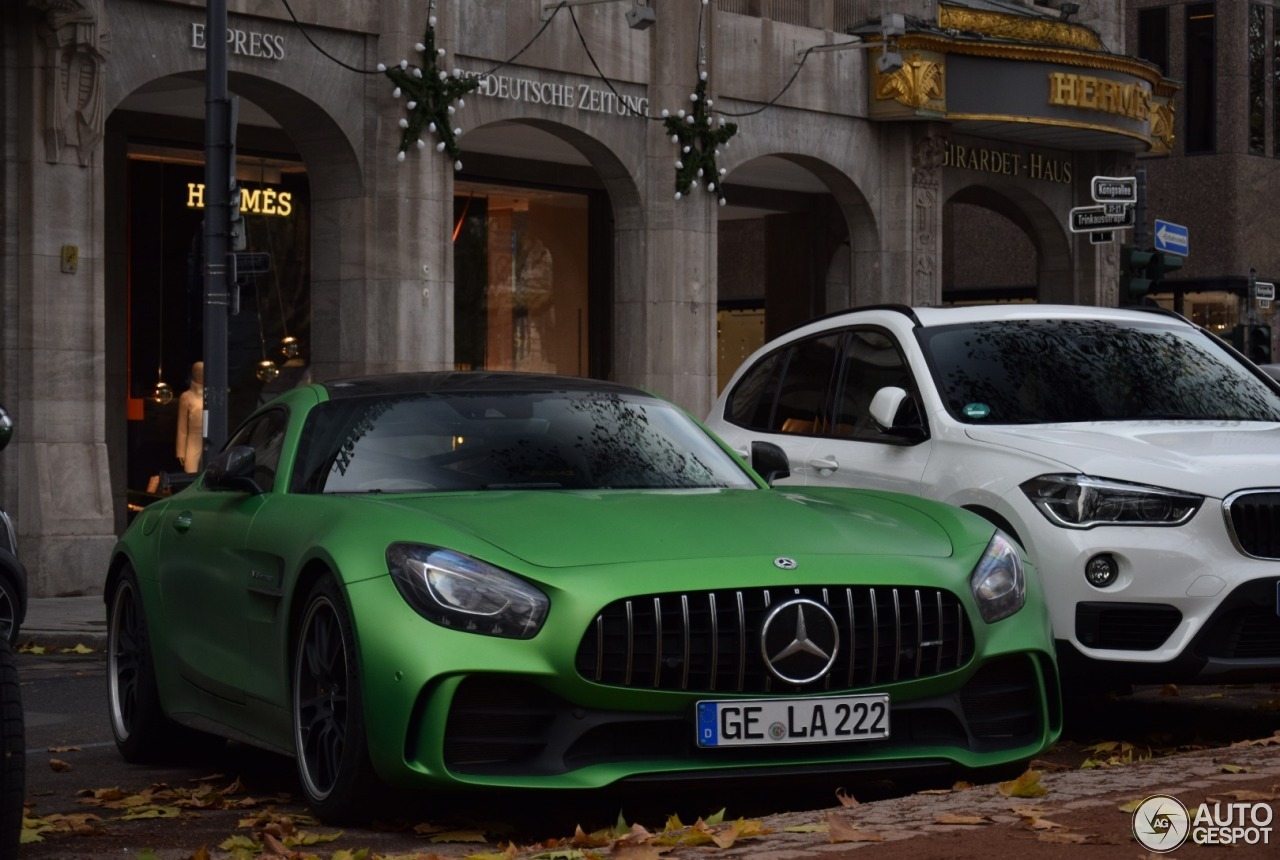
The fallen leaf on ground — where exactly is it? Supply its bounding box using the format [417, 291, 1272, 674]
[998, 769, 1048, 798]
[835, 788, 859, 808]
[612, 846, 667, 860]
[1029, 758, 1071, 773]
[784, 823, 828, 833]
[1236, 731, 1280, 747]
[1220, 763, 1252, 774]
[1210, 789, 1279, 802]
[1158, 684, 1180, 697]
[427, 829, 488, 843]
[48, 759, 72, 772]
[826, 810, 882, 844]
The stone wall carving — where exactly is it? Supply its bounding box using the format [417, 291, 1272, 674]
[912, 134, 946, 306]
[30, 0, 112, 166]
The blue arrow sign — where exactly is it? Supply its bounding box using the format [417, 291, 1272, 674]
[1154, 219, 1189, 256]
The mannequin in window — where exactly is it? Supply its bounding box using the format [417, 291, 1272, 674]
[176, 361, 204, 473]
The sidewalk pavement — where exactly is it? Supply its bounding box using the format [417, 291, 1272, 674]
[19, 594, 107, 651]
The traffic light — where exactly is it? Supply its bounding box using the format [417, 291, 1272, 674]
[1149, 251, 1183, 284]
[1121, 245, 1155, 299]
[1229, 324, 1273, 363]
[1120, 247, 1183, 301]
[228, 182, 246, 251]
[1249, 325, 1272, 363]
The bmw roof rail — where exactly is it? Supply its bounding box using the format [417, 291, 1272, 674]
[773, 304, 921, 339]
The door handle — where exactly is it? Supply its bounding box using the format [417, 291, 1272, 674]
[171, 512, 193, 533]
[807, 456, 840, 472]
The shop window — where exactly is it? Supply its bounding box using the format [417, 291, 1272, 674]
[1274, 7, 1280, 156]
[453, 183, 589, 376]
[1185, 3, 1217, 154]
[125, 150, 310, 500]
[1249, 3, 1266, 155]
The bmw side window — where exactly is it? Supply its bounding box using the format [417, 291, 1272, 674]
[725, 334, 840, 434]
[725, 351, 785, 429]
[771, 334, 841, 435]
[225, 409, 288, 490]
[831, 329, 918, 440]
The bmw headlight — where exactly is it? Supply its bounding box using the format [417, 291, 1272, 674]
[387, 544, 549, 639]
[970, 532, 1025, 624]
[1020, 474, 1202, 529]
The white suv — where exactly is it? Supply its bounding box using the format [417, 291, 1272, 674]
[708, 304, 1280, 686]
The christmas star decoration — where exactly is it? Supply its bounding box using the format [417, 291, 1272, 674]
[379, 13, 479, 168]
[662, 70, 738, 204]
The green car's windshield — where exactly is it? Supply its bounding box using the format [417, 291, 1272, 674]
[292, 389, 756, 493]
[918, 318, 1280, 425]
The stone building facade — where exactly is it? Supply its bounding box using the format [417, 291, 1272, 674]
[1, 0, 1175, 596]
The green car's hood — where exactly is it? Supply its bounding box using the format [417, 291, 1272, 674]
[359, 488, 957, 568]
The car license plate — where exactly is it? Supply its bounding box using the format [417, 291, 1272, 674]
[696, 693, 890, 748]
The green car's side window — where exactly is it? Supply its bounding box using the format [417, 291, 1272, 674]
[225, 408, 288, 491]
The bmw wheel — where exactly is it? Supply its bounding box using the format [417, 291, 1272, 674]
[107, 565, 221, 762]
[293, 576, 379, 822]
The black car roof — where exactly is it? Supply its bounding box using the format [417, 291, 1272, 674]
[319, 371, 646, 400]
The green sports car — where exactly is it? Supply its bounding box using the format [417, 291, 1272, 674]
[105, 372, 1061, 822]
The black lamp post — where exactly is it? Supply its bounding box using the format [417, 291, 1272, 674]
[202, 0, 232, 460]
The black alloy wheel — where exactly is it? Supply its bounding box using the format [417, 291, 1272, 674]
[292, 576, 378, 822]
[0, 578, 17, 647]
[107, 565, 222, 762]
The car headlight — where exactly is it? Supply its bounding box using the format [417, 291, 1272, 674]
[1020, 474, 1202, 529]
[970, 532, 1025, 624]
[387, 544, 549, 639]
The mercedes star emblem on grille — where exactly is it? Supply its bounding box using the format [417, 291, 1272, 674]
[760, 598, 839, 684]
[773, 557, 798, 570]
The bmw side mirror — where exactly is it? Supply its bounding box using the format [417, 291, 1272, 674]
[204, 445, 265, 494]
[870, 387, 927, 441]
[751, 440, 791, 486]
[0, 405, 10, 452]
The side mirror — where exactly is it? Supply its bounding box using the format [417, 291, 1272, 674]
[869, 387, 927, 441]
[750, 440, 791, 486]
[0, 404, 10, 452]
[203, 446, 265, 494]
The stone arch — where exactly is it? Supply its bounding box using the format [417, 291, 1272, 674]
[943, 177, 1074, 304]
[719, 151, 881, 339]
[443, 116, 645, 379]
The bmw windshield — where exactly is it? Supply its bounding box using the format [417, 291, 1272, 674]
[917, 318, 1280, 425]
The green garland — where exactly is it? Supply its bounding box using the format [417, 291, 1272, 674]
[381, 13, 478, 167]
[662, 72, 738, 203]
